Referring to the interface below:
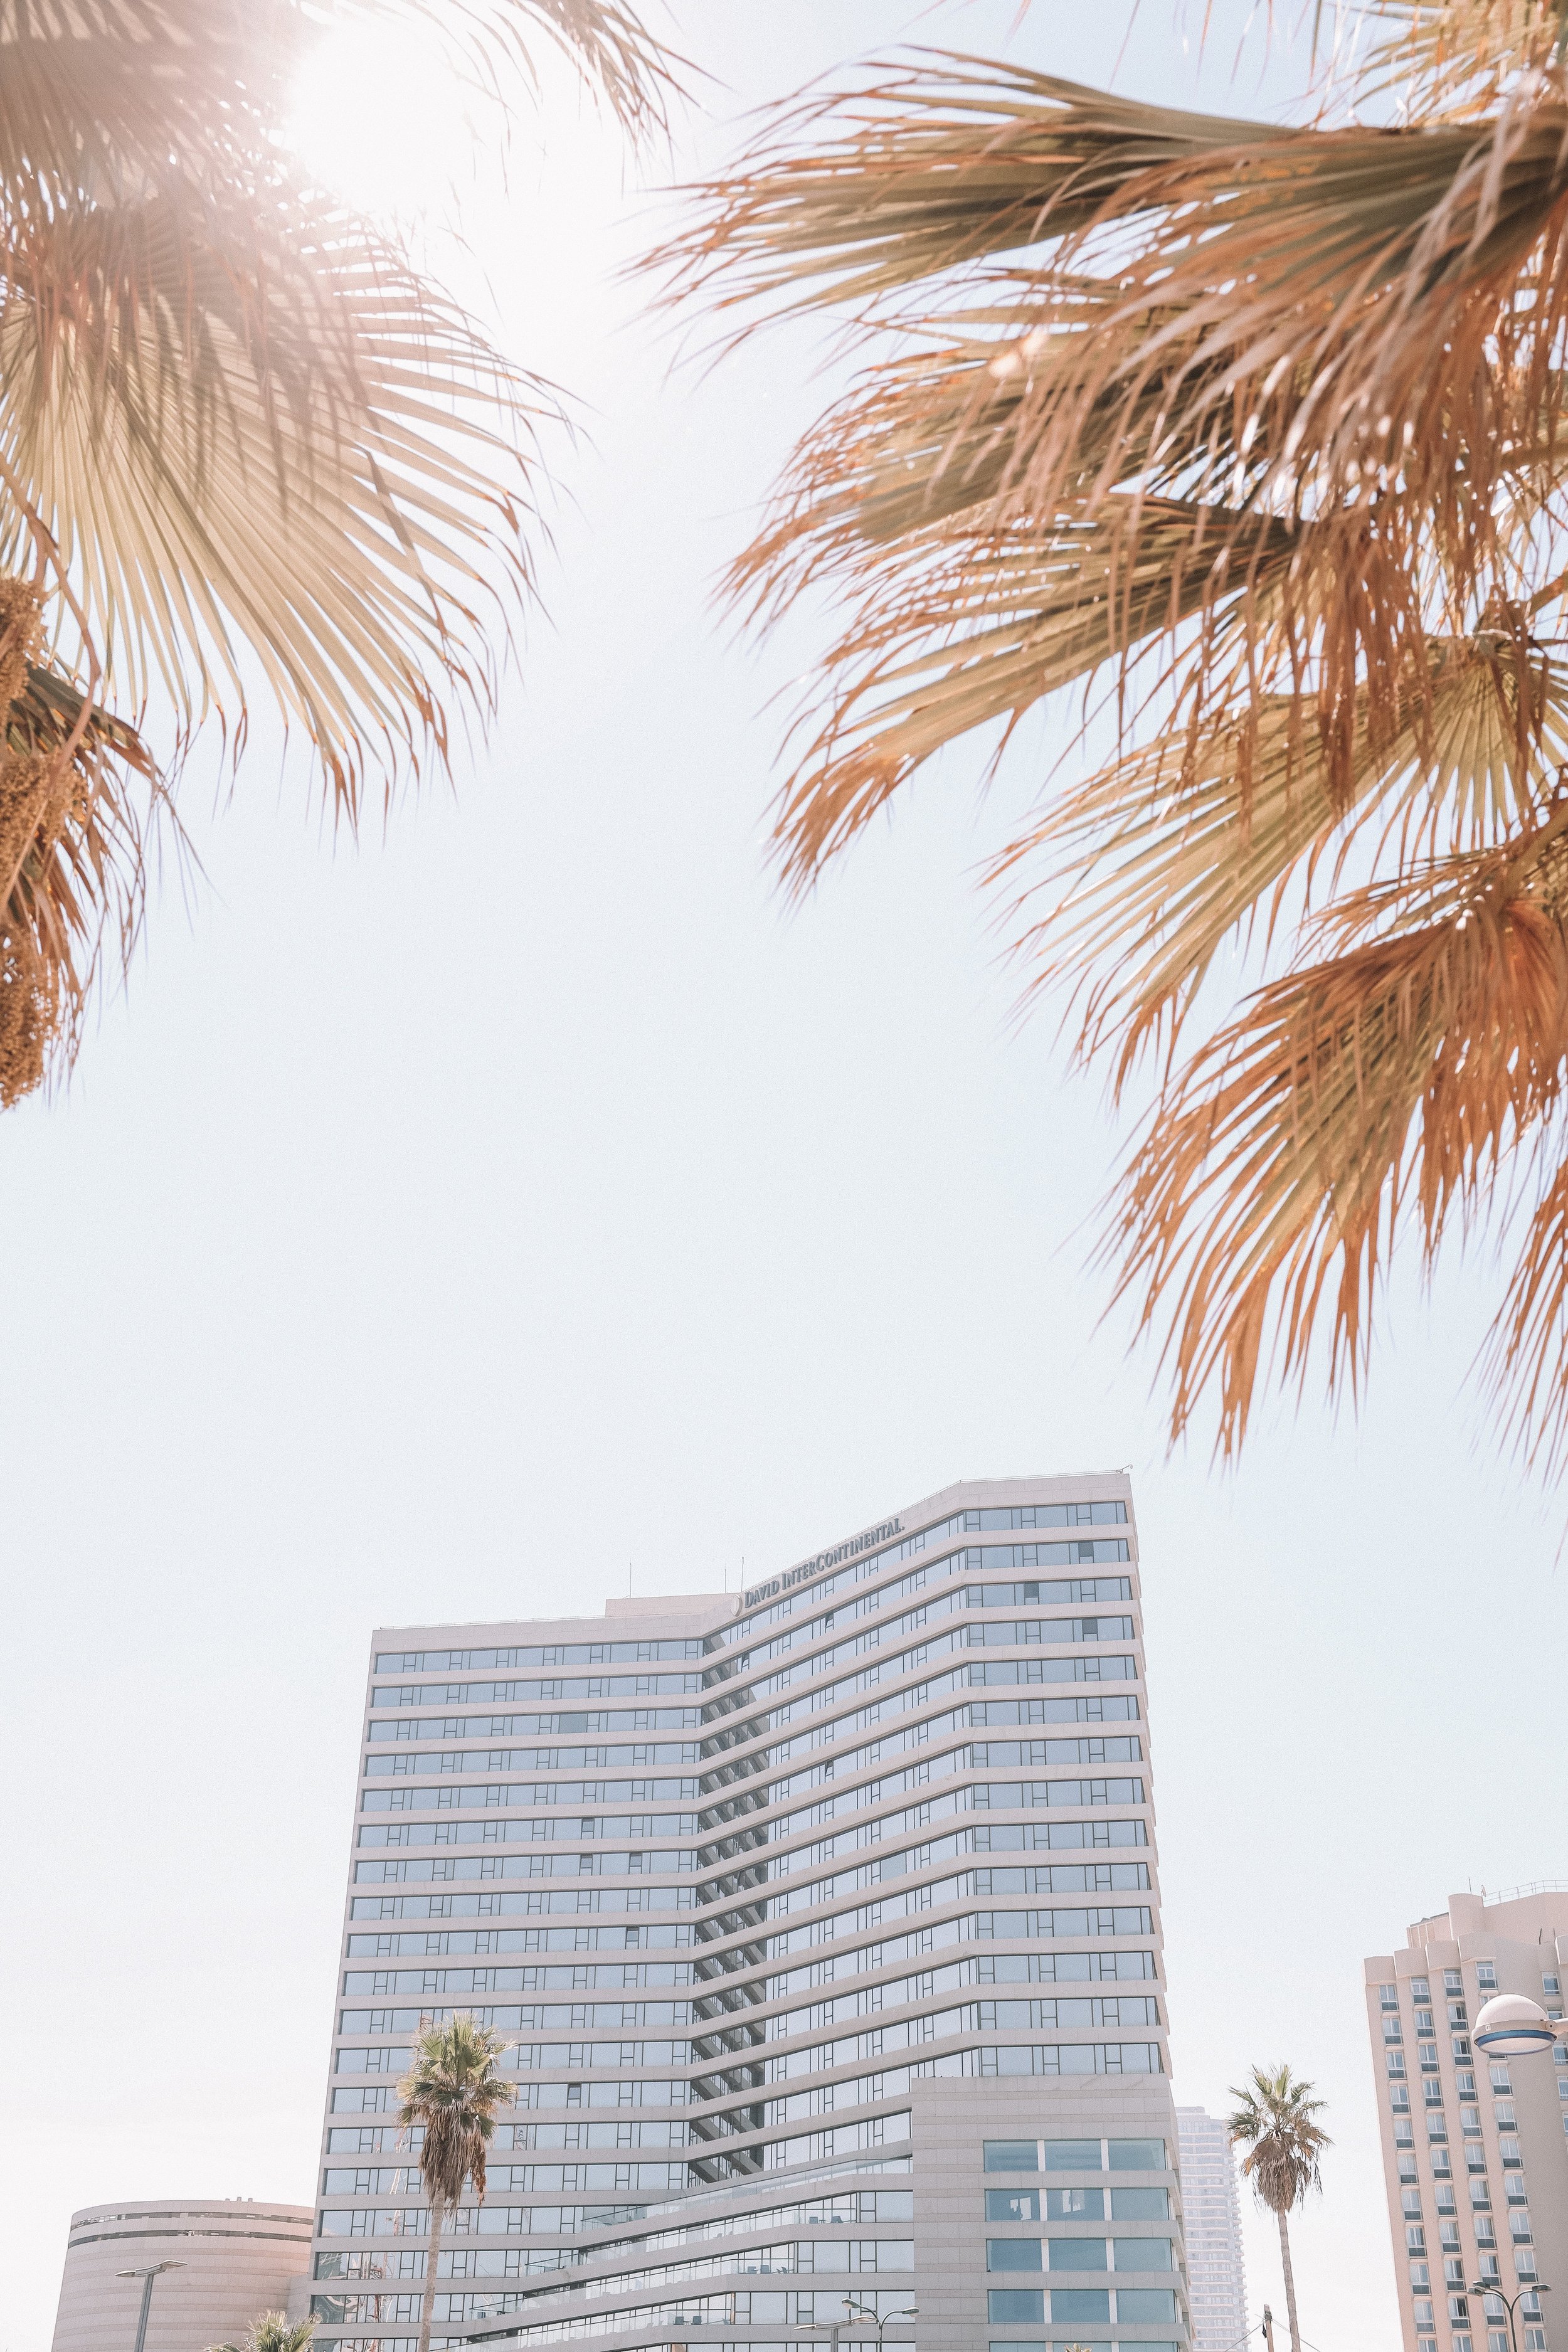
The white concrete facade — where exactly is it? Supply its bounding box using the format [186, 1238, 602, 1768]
[50, 2200, 313, 2352]
[1174, 2111, 1246, 2352]
[1365, 1889, 1568, 2352]
[307, 1474, 1189, 2352]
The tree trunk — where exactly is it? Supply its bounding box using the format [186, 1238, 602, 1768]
[416, 2196, 445, 2352]
[1276, 2209, 1301, 2352]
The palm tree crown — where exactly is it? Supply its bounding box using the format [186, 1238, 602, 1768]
[0, 0, 670, 1109]
[397, 2013, 515, 2352]
[209, 2316, 316, 2352]
[661, 3, 1568, 1489]
[1227, 2062, 1329, 2215]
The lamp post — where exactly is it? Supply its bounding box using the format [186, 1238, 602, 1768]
[115, 2262, 186, 2352]
[1468, 2280, 1550, 2352]
[1473, 1996, 1567, 2062]
[841, 2296, 918, 2350]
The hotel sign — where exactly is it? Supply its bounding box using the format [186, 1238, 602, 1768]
[742, 1516, 904, 1611]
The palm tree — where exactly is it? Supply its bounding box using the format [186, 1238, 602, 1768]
[1227, 2063, 1330, 2352]
[396, 2013, 515, 2352]
[0, 0, 670, 1109]
[661, 4, 1568, 1486]
[209, 2315, 316, 2352]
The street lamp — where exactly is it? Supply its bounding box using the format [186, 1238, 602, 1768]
[1466, 2279, 1550, 2352]
[115, 2262, 186, 2352]
[1473, 1996, 1567, 2059]
[841, 2296, 918, 2351]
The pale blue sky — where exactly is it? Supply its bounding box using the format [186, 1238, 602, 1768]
[2, 10, 1561, 2352]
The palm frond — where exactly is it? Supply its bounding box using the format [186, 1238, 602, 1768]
[1479, 1141, 1568, 1475]
[349, 0, 679, 137]
[666, 23, 1568, 1480]
[1108, 834, 1568, 1453]
[655, 58, 1287, 320]
[1, 621, 168, 1107]
[1005, 633, 1568, 1084]
[0, 177, 546, 812]
[763, 501, 1299, 892]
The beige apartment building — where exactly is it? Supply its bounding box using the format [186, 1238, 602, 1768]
[1365, 1889, 1568, 2352]
[304, 1472, 1190, 2352]
[50, 2200, 312, 2352]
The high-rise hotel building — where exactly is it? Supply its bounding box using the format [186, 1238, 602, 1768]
[308, 1475, 1189, 2352]
[1366, 1889, 1568, 2352]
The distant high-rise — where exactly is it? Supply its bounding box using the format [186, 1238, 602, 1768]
[305, 1474, 1190, 2352]
[1175, 2111, 1247, 2352]
[1365, 1888, 1568, 2352]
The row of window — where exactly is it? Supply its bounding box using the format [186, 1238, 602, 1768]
[761, 1996, 1162, 2082]
[322, 2163, 696, 2196]
[985, 2237, 1173, 2272]
[376, 1643, 705, 1672]
[349, 1884, 694, 1920]
[340, 2001, 692, 2034]
[316, 2235, 913, 2284]
[339, 1895, 1159, 2008]
[314, 2284, 925, 2331]
[356, 1711, 1143, 1861]
[986, 2139, 1168, 2173]
[341, 1966, 693, 2005]
[987, 2190, 1168, 2222]
[726, 1503, 1130, 1643]
[986, 2289, 1180, 2324]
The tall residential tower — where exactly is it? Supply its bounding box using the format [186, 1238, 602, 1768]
[309, 1475, 1189, 2352]
[1366, 1888, 1568, 2352]
[1174, 2111, 1247, 2352]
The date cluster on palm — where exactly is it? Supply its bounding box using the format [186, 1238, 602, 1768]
[663, 0, 1568, 1480]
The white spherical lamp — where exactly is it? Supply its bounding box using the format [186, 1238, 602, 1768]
[1474, 1993, 1560, 2057]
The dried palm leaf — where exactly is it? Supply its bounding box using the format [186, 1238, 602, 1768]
[0, 178, 543, 811]
[0, 596, 166, 1106]
[1005, 633, 1568, 1081]
[1108, 824, 1568, 1453]
[660, 20, 1568, 1483]
[766, 499, 1299, 889]
[658, 58, 1290, 321]
[0, 0, 672, 1106]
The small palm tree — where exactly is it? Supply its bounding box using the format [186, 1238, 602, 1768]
[1227, 2064, 1330, 2352]
[209, 2314, 315, 2352]
[397, 2014, 514, 2352]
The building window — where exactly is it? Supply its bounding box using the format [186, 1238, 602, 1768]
[1491, 2068, 1513, 2094]
[1445, 1973, 1463, 1994]
[1382, 1984, 1400, 2010]
[1476, 1964, 1497, 1991]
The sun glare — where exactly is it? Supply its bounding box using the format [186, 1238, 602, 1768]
[287, 18, 479, 226]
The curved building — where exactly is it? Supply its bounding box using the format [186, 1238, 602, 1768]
[51, 2200, 313, 2352]
[307, 1471, 1189, 2352]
